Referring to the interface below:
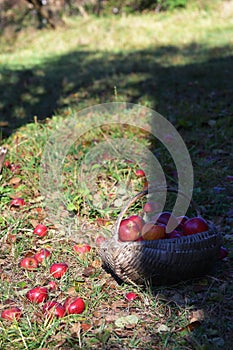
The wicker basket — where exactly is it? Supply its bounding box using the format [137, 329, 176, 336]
[98, 188, 222, 285]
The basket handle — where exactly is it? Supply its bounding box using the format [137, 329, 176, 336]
[113, 186, 200, 237]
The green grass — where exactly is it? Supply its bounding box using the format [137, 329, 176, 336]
[0, 1, 233, 349]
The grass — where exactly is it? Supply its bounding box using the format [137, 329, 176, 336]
[0, 1, 233, 349]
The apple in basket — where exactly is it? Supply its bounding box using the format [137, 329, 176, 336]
[141, 222, 166, 240]
[127, 215, 145, 231]
[151, 211, 179, 233]
[183, 217, 209, 235]
[119, 218, 141, 242]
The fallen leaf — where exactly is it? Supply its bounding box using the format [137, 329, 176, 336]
[71, 322, 81, 336]
[178, 320, 201, 334]
[105, 314, 117, 323]
[83, 266, 95, 277]
[92, 259, 102, 268]
[190, 309, 205, 323]
[115, 315, 139, 328]
[157, 324, 170, 333]
[67, 286, 78, 296]
[111, 301, 128, 311]
[81, 323, 92, 331]
[9, 177, 21, 186]
[96, 218, 110, 226]
[29, 219, 39, 228]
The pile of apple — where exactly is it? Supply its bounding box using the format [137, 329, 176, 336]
[1, 222, 90, 322]
[118, 211, 210, 241]
[118, 208, 228, 260]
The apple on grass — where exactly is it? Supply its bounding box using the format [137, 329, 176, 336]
[26, 287, 48, 304]
[125, 292, 138, 301]
[118, 218, 141, 242]
[48, 281, 58, 290]
[33, 224, 47, 237]
[10, 198, 25, 208]
[64, 297, 85, 315]
[34, 248, 51, 263]
[20, 257, 38, 270]
[73, 244, 91, 254]
[135, 169, 146, 177]
[50, 263, 68, 279]
[1, 307, 21, 321]
[43, 301, 66, 318]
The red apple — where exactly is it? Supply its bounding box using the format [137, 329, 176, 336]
[10, 198, 25, 208]
[152, 211, 179, 232]
[73, 244, 91, 254]
[95, 236, 106, 246]
[43, 301, 66, 318]
[135, 169, 146, 177]
[183, 217, 209, 235]
[33, 224, 47, 237]
[10, 164, 21, 173]
[1, 307, 21, 321]
[128, 215, 145, 231]
[143, 201, 160, 213]
[48, 281, 58, 290]
[26, 287, 48, 304]
[20, 257, 38, 270]
[34, 249, 51, 263]
[142, 222, 166, 240]
[219, 246, 228, 260]
[166, 230, 182, 239]
[4, 161, 11, 168]
[177, 215, 189, 226]
[64, 297, 85, 315]
[225, 175, 233, 182]
[118, 218, 140, 242]
[125, 292, 138, 301]
[135, 236, 143, 242]
[50, 263, 68, 279]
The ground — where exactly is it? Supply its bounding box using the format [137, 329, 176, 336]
[0, 1, 233, 349]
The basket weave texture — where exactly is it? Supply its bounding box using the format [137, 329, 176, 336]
[98, 189, 222, 285]
[99, 227, 222, 284]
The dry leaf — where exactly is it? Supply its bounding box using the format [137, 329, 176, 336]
[67, 286, 78, 296]
[115, 315, 139, 328]
[92, 259, 102, 268]
[96, 218, 110, 226]
[111, 301, 128, 311]
[6, 234, 17, 243]
[71, 322, 81, 336]
[29, 219, 39, 228]
[81, 323, 92, 331]
[83, 266, 95, 277]
[190, 309, 205, 323]
[9, 177, 21, 186]
[105, 314, 117, 323]
[178, 320, 201, 334]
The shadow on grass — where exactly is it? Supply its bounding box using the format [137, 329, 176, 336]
[0, 43, 233, 137]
